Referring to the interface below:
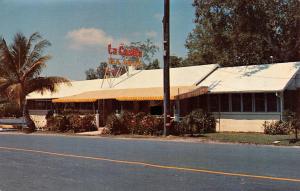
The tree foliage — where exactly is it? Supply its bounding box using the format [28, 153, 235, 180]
[145, 59, 160, 70]
[130, 38, 159, 68]
[186, 0, 300, 66]
[85, 62, 107, 80]
[170, 55, 184, 68]
[0, 32, 70, 130]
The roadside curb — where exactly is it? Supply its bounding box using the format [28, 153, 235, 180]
[1, 131, 300, 148]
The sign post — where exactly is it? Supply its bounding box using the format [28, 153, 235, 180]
[163, 0, 170, 136]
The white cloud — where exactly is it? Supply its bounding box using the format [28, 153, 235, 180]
[146, 31, 158, 38]
[66, 28, 128, 50]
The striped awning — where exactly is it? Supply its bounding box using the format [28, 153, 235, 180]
[52, 86, 208, 103]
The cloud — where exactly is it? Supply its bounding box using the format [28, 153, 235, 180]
[145, 31, 158, 38]
[66, 28, 128, 50]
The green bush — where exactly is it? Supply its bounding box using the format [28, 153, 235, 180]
[106, 110, 215, 136]
[170, 121, 185, 135]
[47, 115, 70, 132]
[47, 114, 96, 133]
[122, 111, 138, 134]
[139, 114, 163, 135]
[182, 109, 216, 134]
[81, 115, 97, 132]
[263, 121, 290, 135]
[106, 111, 163, 135]
[68, 115, 82, 133]
[106, 113, 127, 135]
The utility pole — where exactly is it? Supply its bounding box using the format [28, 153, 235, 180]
[163, 0, 170, 136]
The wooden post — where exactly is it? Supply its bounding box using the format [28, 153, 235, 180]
[163, 0, 170, 136]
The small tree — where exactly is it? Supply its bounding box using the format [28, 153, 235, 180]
[0, 32, 70, 131]
[285, 111, 299, 141]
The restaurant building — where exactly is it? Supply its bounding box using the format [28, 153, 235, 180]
[26, 62, 300, 132]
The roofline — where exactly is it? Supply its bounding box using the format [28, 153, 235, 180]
[282, 66, 300, 91]
[207, 90, 283, 94]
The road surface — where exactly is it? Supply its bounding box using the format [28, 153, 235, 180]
[0, 134, 300, 191]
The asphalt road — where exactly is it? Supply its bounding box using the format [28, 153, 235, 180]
[0, 134, 300, 191]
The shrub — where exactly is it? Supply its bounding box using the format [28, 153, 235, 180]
[81, 115, 97, 132]
[47, 115, 69, 132]
[139, 115, 157, 135]
[153, 117, 164, 135]
[263, 121, 290, 135]
[106, 111, 163, 135]
[47, 114, 97, 133]
[106, 113, 127, 135]
[132, 112, 147, 134]
[122, 111, 137, 134]
[182, 109, 216, 135]
[170, 121, 185, 135]
[68, 115, 82, 133]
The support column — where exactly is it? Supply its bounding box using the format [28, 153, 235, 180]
[280, 91, 284, 121]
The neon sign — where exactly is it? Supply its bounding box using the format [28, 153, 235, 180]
[108, 44, 142, 57]
[108, 44, 143, 67]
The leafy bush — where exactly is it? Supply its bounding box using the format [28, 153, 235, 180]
[122, 111, 138, 134]
[139, 114, 163, 135]
[170, 121, 185, 135]
[81, 115, 97, 132]
[47, 114, 96, 133]
[106, 111, 163, 135]
[68, 115, 82, 133]
[182, 109, 216, 135]
[106, 109, 215, 136]
[106, 113, 128, 135]
[47, 115, 70, 132]
[263, 121, 290, 135]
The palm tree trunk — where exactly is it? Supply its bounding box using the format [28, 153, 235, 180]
[20, 96, 36, 132]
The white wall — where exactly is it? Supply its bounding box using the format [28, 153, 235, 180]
[213, 112, 281, 132]
[29, 110, 49, 130]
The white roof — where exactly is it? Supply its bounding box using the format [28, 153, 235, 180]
[27, 64, 218, 99]
[113, 64, 218, 89]
[27, 79, 107, 99]
[198, 62, 300, 93]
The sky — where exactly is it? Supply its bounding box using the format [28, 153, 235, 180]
[0, 0, 195, 80]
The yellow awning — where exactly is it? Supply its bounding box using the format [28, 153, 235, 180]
[52, 86, 207, 103]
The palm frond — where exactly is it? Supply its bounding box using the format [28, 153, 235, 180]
[11, 32, 28, 71]
[0, 38, 18, 75]
[24, 76, 71, 95]
[1, 83, 22, 101]
[24, 39, 51, 70]
[21, 55, 51, 80]
[26, 32, 42, 50]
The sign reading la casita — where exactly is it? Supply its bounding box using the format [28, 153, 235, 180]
[108, 44, 143, 67]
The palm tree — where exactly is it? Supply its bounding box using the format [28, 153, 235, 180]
[0, 32, 70, 131]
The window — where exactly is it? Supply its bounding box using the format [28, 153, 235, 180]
[232, 94, 241, 112]
[267, 93, 277, 112]
[150, 106, 163, 115]
[210, 94, 219, 112]
[198, 95, 207, 111]
[220, 94, 229, 112]
[255, 93, 265, 112]
[243, 93, 252, 112]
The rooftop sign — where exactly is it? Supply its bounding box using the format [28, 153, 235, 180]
[108, 44, 143, 67]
